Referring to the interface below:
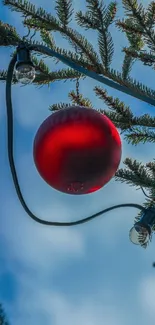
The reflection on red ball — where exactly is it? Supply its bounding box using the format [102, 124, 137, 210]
[33, 106, 122, 194]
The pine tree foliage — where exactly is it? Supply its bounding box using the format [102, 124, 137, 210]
[116, 158, 155, 189]
[1, 0, 155, 225]
[76, 0, 116, 70]
[0, 303, 9, 325]
[55, 0, 73, 28]
[49, 90, 93, 111]
[122, 48, 155, 68]
[0, 21, 21, 46]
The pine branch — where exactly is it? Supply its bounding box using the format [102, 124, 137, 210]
[98, 29, 114, 70]
[122, 51, 135, 80]
[33, 42, 101, 74]
[4, 0, 100, 67]
[75, 2, 116, 30]
[76, 1, 116, 70]
[124, 158, 153, 183]
[3, 0, 61, 31]
[102, 110, 135, 131]
[0, 70, 18, 83]
[121, 0, 155, 52]
[0, 69, 48, 86]
[85, 0, 106, 27]
[145, 163, 155, 208]
[3, 0, 155, 102]
[21, 21, 102, 74]
[0, 20, 21, 46]
[23, 17, 60, 31]
[61, 27, 101, 68]
[55, 0, 74, 28]
[49, 90, 93, 112]
[103, 2, 117, 29]
[145, 1, 155, 29]
[49, 102, 72, 111]
[32, 56, 50, 74]
[3, 0, 36, 16]
[122, 0, 146, 22]
[0, 64, 83, 86]
[94, 87, 155, 133]
[108, 67, 155, 100]
[125, 127, 155, 145]
[120, 153, 155, 230]
[92, 63, 155, 103]
[34, 39, 155, 102]
[40, 30, 56, 49]
[86, 0, 115, 69]
[146, 161, 155, 178]
[116, 18, 144, 35]
[49, 92, 93, 111]
[0, 304, 9, 325]
[116, 17, 145, 64]
[42, 40, 100, 72]
[94, 86, 133, 118]
[47, 68, 83, 82]
[134, 114, 155, 128]
[75, 11, 100, 30]
[118, 17, 144, 79]
[84, 0, 117, 29]
[24, 17, 102, 69]
[68, 90, 93, 107]
[94, 86, 136, 130]
[122, 48, 155, 68]
[115, 158, 154, 189]
[115, 168, 151, 188]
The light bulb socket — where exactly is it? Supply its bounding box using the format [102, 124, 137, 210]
[16, 43, 34, 67]
[134, 221, 152, 236]
[139, 207, 155, 228]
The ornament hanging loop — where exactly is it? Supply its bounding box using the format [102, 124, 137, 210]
[76, 74, 80, 104]
[22, 20, 36, 43]
[22, 21, 31, 43]
[30, 30, 36, 42]
[75, 45, 82, 105]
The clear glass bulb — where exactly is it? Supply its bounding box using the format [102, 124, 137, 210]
[15, 63, 35, 84]
[129, 224, 150, 246]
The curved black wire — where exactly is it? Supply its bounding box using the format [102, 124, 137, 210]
[140, 186, 155, 201]
[5, 54, 145, 226]
[28, 44, 155, 107]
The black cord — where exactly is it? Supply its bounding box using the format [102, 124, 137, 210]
[29, 44, 155, 107]
[5, 54, 145, 226]
[140, 186, 155, 201]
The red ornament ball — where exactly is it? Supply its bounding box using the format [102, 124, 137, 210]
[33, 106, 122, 195]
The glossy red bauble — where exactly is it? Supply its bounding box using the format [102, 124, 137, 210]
[33, 106, 122, 194]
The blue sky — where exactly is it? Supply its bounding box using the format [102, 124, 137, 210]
[1, 0, 155, 324]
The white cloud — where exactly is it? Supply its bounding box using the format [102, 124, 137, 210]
[138, 275, 155, 318]
[12, 84, 51, 128]
[5, 273, 126, 325]
[0, 198, 85, 274]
